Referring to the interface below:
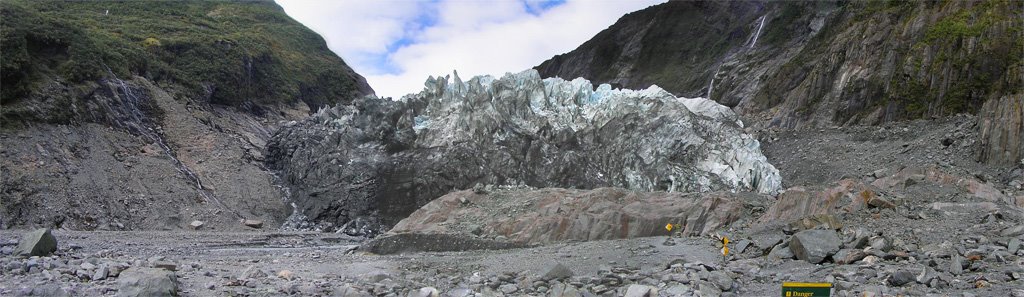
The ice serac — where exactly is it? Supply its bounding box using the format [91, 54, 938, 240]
[266, 69, 781, 234]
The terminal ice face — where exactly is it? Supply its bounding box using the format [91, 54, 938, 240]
[271, 68, 781, 233]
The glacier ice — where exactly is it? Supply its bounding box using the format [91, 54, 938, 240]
[392, 69, 780, 194]
[268, 69, 782, 232]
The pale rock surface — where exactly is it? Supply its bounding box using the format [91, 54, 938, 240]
[364, 188, 763, 253]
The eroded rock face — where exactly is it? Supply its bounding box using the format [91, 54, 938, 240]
[364, 187, 764, 253]
[267, 70, 780, 233]
[977, 94, 1023, 165]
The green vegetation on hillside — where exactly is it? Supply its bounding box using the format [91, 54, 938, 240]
[1, 0, 369, 116]
[756, 0, 1021, 122]
[900, 0, 1021, 116]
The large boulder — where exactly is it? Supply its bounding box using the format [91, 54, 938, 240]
[13, 228, 57, 257]
[267, 69, 781, 233]
[364, 188, 762, 253]
[116, 268, 178, 297]
[789, 229, 841, 264]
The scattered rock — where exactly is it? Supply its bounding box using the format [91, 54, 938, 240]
[790, 229, 841, 264]
[707, 271, 733, 291]
[872, 168, 894, 179]
[888, 270, 915, 286]
[1001, 225, 1024, 237]
[769, 241, 795, 260]
[540, 263, 574, 280]
[549, 283, 581, 297]
[93, 266, 109, 281]
[1007, 238, 1020, 255]
[16, 284, 70, 297]
[850, 229, 871, 249]
[867, 196, 896, 209]
[498, 283, 518, 294]
[949, 255, 964, 276]
[472, 183, 487, 194]
[334, 285, 370, 297]
[240, 265, 267, 279]
[663, 284, 691, 296]
[788, 214, 843, 231]
[189, 220, 204, 230]
[242, 219, 264, 229]
[277, 282, 300, 295]
[408, 287, 439, 297]
[152, 262, 177, 271]
[833, 249, 867, 265]
[915, 266, 935, 284]
[623, 284, 658, 297]
[869, 236, 890, 252]
[13, 228, 57, 257]
[116, 268, 178, 297]
[277, 269, 294, 280]
[733, 239, 752, 254]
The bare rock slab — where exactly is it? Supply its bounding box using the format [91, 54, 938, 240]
[14, 228, 57, 257]
[116, 268, 178, 297]
[242, 219, 263, 229]
[789, 229, 841, 264]
[623, 284, 658, 297]
[540, 262, 574, 280]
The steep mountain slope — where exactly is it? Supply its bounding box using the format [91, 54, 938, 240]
[1, 0, 372, 125]
[536, 0, 1022, 163]
[0, 0, 372, 230]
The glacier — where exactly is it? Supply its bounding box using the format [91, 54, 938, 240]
[267, 69, 782, 233]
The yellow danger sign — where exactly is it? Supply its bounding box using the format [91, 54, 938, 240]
[665, 223, 673, 232]
[721, 236, 730, 256]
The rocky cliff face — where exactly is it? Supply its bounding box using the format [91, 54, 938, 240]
[266, 69, 780, 234]
[536, 1, 1022, 133]
[0, 0, 371, 230]
[977, 94, 1023, 165]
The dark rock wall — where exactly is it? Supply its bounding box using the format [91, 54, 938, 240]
[535, 0, 1023, 131]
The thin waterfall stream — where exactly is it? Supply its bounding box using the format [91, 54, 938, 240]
[750, 15, 766, 48]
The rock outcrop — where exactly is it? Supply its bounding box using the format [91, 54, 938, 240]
[364, 187, 766, 253]
[267, 69, 780, 234]
[976, 94, 1023, 165]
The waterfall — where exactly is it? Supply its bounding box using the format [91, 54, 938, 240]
[750, 15, 766, 48]
[707, 78, 715, 100]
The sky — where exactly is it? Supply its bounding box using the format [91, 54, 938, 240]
[277, 0, 665, 98]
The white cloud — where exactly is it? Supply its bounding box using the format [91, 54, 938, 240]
[278, 0, 665, 98]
